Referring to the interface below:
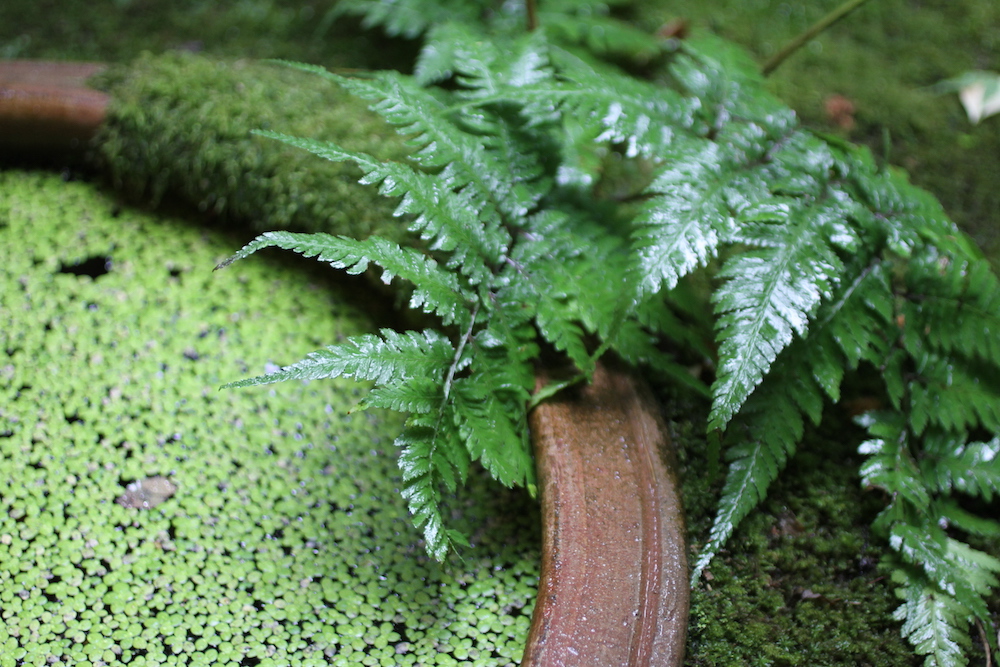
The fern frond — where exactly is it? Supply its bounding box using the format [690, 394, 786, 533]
[693, 302, 859, 584]
[671, 35, 794, 133]
[632, 140, 748, 296]
[362, 377, 444, 413]
[254, 130, 508, 284]
[451, 377, 534, 489]
[218, 230, 475, 328]
[908, 354, 1000, 436]
[935, 499, 1000, 538]
[857, 413, 933, 512]
[815, 257, 894, 376]
[903, 255, 1000, 364]
[541, 12, 662, 62]
[337, 70, 542, 222]
[430, 23, 553, 100]
[924, 437, 1000, 501]
[709, 196, 856, 430]
[331, 0, 487, 39]
[858, 410, 1000, 642]
[397, 412, 471, 559]
[221, 329, 453, 389]
[893, 568, 975, 667]
[691, 371, 811, 581]
[889, 523, 997, 623]
[850, 164, 967, 258]
[537, 46, 696, 156]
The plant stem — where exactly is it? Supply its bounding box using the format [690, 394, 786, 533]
[525, 0, 538, 32]
[762, 0, 876, 76]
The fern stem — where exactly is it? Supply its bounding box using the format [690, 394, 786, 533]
[762, 0, 877, 76]
[443, 302, 480, 399]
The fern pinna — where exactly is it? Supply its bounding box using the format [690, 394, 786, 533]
[216, 14, 1000, 666]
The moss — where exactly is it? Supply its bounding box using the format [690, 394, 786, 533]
[657, 388, 959, 666]
[0, 0, 414, 69]
[0, 170, 540, 666]
[91, 52, 411, 244]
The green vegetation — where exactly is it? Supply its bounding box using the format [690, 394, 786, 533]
[0, 170, 538, 666]
[681, 414, 922, 666]
[3, 0, 999, 665]
[94, 53, 410, 243]
[633, 0, 1000, 263]
[218, 3, 1000, 664]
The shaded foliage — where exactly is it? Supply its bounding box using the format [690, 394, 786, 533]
[218, 4, 1000, 664]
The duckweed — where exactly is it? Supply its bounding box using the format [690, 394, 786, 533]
[0, 170, 541, 666]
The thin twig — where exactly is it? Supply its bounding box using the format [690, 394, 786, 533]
[525, 0, 538, 32]
[762, 0, 876, 76]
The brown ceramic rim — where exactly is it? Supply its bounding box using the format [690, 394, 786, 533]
[0, 60, 109, 150]
[0, 60, 691, 665]
[524, 360, 688, 666]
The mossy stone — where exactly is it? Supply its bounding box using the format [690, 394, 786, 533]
[93, 52, 412, 245]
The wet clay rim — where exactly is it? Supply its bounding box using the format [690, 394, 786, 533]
[0, 60, 109, 150]
[525, 360, 688, 666]
[0, 61, 692, 665]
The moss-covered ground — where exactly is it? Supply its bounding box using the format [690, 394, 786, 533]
[2, 0, 998, 665]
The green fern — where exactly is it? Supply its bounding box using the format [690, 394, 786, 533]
[216, 4, 1000, 664]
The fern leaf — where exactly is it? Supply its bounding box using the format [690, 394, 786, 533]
[851, 165, 966, 258]
[510, 45, 696, 156]
[220, 329, 454, 389]
[671, 35, 794, 133]
[893, 569, 974, 667]
[925, 437, 1000, 501]
[693, 324, 839, 583]
[857, 414, 933, 511]
[935, 499, 1000, 538]
[331, 0, 486, 39]
[336, 70, 540, 222]
[908, 355, 1000, 435]
[889, 523, 996, 622]
[451, 378, 534, 489]
[362, 377, 444, 413]
[815, 257, 894, 376]
[541, 12, 662, 62]
[690, 436, 790, 584]
[434, 23, 552, 101]
[417, 21, 555, 211]
[632, 141, 742, 296]
[709, 196, 856, 430]
[904, 255, 1000, 364]
[396, 413, 470, 559]
[254, 130, 508, 284]
[218, 230, 475, 328]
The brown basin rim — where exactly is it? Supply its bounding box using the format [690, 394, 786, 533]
[524, 360, 689, 666]
[0, 60, 109, 150]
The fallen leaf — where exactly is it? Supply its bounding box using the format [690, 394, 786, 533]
[116, 476, 178, 509]
[935, 71, 1000, 124]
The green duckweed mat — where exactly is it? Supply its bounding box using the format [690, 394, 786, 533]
[0, 170, 540, 667]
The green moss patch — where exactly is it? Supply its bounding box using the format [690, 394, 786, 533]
[0, 0, 413, 69]
[659, 391, 929, 667]
[94, 53, 411, 245]
[0, 170, 539, 667]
